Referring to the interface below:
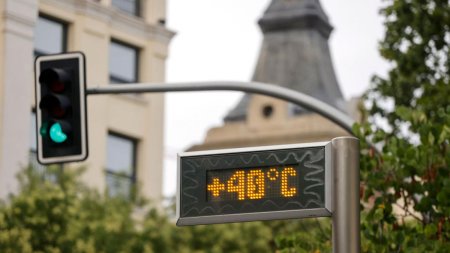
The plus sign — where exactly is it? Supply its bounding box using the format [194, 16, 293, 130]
[207, 178, 225, 197]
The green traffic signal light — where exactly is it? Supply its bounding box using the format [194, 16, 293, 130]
[39, 122, 49, 136]
[49, 122, 68, 143]
[35, 52, 88, 164]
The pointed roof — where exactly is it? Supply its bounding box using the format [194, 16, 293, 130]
[259, 0, 332, 36]
[225, 0, 347, 122]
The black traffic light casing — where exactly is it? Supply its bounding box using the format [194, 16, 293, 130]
[34, 52, 88, 164]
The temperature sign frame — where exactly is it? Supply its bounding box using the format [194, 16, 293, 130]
[176, 141, 332, 226]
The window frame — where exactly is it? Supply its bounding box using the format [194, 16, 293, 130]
[109, 39, 140, 84]
[111, 0, 141, 17]
[34, 14, 68, 56]
[105, 132, 138, 196]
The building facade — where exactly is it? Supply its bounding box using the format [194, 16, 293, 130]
[189, 0, 356, 151]
[0, 0, 174, 201]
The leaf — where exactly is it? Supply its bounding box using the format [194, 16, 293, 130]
[424, 224, 437, 238]
[374, 208, 384, 221]
[438, 125, 450, 144]
[395, 106, 412, 121]
[428, 132, 435, 145]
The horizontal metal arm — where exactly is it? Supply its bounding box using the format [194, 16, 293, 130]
[86, 81, 355, 134]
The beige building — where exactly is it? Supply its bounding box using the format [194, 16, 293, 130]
[190, 0, 356, 151]
[0, 0, 174, 201]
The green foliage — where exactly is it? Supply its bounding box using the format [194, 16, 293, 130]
[0, 165, 344, 253]
[276, 0, 450, 251]
[353, 0, 450, 252]
[0, 166, 276, 253]
[0, 166, 140, 253]
[271, 219, 331, 253]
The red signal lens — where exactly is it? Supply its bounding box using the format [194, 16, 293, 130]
[51, 106, 66, 118]
[50, 80, 65, 93]
[39, 94, 70, 118]
[39, 68, 69, 93]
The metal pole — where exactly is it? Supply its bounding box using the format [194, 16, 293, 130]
[332, 137, 360, 253]
[86, 81, 355, 134]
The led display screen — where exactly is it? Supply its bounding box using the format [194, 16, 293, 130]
[207, 166, 299, 202]
[177, 142, 332, 226]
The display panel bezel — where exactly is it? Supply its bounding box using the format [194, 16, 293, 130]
[176, 141, 332, 226]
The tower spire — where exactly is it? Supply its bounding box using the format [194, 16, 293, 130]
[259, 0, 332, 37]
[225, 0, 346, 121]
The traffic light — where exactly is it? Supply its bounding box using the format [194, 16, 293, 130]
[34, 52, 88, 164]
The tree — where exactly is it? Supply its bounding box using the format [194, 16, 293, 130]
[0, 166, 275, 253]
[353, 0, 450, 252]
[275, 0, 449, 252]
[0, 166, 141, 253]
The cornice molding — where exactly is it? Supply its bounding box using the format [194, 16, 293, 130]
[41, 0, 175, 44]
[1, 0, 38, 40]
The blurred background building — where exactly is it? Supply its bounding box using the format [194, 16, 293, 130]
[0, 0, 173, 201]
[189, 0, 358, 151]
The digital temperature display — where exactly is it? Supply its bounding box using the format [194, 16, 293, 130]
[177, 142, 332, 226]
[207, 166, 299, 202]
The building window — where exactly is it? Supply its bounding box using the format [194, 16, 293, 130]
[112, 0, 140, 16]
[34, 15, 67, 56]
[106, 133, 137, 197]
[109, 40, 139, 84]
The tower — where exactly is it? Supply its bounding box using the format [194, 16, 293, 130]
[190, 0, 351, 151]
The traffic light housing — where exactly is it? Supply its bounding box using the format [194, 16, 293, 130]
[35, 52, 88, 164]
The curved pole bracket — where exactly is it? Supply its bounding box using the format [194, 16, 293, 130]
[86, 81, 355, 134]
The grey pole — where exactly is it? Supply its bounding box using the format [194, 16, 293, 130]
[86, 81, 355, 134]
[332, 137, 360, 253]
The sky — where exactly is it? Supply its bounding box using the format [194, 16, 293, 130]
[163, 0, 390, 197]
